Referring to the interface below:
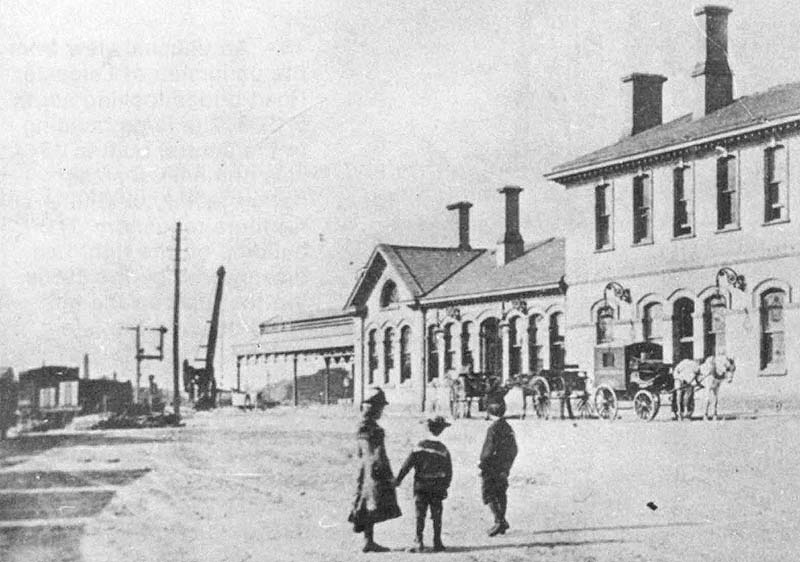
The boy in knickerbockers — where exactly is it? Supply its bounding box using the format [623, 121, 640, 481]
[395, 416, 453, 553]
[479, 396, 518, 536]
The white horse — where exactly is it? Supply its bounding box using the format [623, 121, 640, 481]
[673, 356, 736, 420]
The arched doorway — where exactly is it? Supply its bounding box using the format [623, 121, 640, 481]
[672, 297, 695, 362]
[480, 318, 502, 376]
[703, 295, 726, 357]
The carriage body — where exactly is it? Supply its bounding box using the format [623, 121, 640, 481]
[449, 371, 504, 418]
[592, 342, 674, 421]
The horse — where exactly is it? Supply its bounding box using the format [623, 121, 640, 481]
[672, 356, 736, 420]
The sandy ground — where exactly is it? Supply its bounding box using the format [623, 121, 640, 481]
[1, 404, 799, 562]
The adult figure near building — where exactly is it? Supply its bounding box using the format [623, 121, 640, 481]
[348, 387, 402, 552]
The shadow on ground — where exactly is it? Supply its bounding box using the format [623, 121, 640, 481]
[435, 538, 624, 553]
[0, 468, 150, 562]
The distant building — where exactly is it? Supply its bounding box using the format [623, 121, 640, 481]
[18, 366, 80, 419]
[546, 6, 800, 398]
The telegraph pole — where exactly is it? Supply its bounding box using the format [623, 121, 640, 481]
[123, 325, 167, 404]
[173, 222, 181, 422]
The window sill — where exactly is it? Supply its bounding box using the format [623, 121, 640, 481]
[759, 368, 787, 377]
[631, 239, 654, 247]
[762, 218, 790, 227]
[594, 247, 615, 254]
[672, 233, 696, 241]
[715, 226, 741, 234]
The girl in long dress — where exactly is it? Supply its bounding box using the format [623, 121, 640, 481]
[348, 387, 402, 553]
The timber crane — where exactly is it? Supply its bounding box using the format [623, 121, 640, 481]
[183, 266, 225, 410]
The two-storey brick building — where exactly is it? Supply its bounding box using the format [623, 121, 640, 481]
[546, 6, 800, 399]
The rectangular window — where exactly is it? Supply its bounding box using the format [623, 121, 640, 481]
[595, 184, 612, 250]
[632, 173, 652, 244]
[673, 166, 693, 237]
[764, 145, 787, 223]
[717, 155, 739, 230]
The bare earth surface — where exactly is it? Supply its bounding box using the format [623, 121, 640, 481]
[1, 405, 798, 562]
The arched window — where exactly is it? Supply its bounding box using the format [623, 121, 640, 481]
[509, 317, 521, 376]
[400, 326, 412, 383]
[527, 315, 543, 374]
[672, 298, 695, 362]
[367, 330, 378, 385]
[643, 302, 663, 342]
[427, 325, 439, 382]
[704, 295, 726, 357]
[549, 313, 565, 370]
[480, 318, 502, 376]
[380, 280, 399, 308]
[443, 324, 454, 372]
[383, 328, 395, 384]
[596, 306, 615, 344]
[761, 289, 786, 371]
[460, 321, 473, 370]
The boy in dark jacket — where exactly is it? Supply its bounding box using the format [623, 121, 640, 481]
[479, 396, 518, 537]
[395, 416, 453, 553]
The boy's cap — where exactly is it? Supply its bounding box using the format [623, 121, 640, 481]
[363, 387, 389, 406]
[427, 416, 451, 432]
[486, 397, 506, 417]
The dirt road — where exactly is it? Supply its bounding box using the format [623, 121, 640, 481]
[1, 406, 798, 561]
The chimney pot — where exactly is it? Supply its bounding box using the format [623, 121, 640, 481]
[692, 5, 733, 117]
[496, 186, 524, 266]
[621, 73, 667, 136]
[446, 201, 473, 250]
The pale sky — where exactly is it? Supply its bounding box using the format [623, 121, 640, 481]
[2, 1, 798, 389]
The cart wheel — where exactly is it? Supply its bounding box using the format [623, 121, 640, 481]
[529, 376, 551, 419]
[593, 384, 618, 420]
[634, 389, 658, 421]
[571, 391, 594, 419]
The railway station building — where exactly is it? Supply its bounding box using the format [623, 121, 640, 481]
[235, 188, 566, 411]
[546, 6, 800, 401]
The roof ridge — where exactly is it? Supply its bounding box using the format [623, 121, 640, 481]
[384, 243, 486, 252]
[549, 81, 800, 178]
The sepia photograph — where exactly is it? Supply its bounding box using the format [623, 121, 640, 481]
[1, 1, 799, 560]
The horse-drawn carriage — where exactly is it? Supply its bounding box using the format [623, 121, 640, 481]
[592, 341, 678, 421]
[448, 371, 502, 419]
[448, 365, 592, 420]
[517, 366, 592, 420]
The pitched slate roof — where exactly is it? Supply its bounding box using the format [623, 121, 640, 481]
[548, 82, 800, 180]
[380, 244, 484, 296]
[422, 238, 565, 302]
[344, 245, 484, 308]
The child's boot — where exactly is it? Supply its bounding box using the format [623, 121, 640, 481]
[432, 515, 446, 552]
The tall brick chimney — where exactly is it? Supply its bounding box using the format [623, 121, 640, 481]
[446, 201, 473, 250]
[496, 186, 524, 266]
[622, 73, 667, 136]
[692, 5, 733, 118]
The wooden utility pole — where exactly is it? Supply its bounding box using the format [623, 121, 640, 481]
[173, 222, 181, 422]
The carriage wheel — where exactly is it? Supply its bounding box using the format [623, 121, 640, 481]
[593, 384, 618, 421]
[633, 389, 658, 422]
[529, 376, 551, 419]
[571, 391, 593, 419]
